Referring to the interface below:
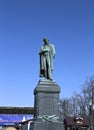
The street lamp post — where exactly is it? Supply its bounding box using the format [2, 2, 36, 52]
[89, 100, 94, 130]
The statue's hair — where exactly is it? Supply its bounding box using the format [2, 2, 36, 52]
[43, 38, 49, 42]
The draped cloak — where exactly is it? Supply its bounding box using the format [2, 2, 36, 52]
[39, 43, 56, 78]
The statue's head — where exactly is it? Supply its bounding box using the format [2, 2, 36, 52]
[43, 38, 49, 44]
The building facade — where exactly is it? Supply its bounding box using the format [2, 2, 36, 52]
[64, 117, 89, 130]
[0, 107, 34, 130]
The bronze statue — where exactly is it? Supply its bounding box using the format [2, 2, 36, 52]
[39, 38, 56, 80]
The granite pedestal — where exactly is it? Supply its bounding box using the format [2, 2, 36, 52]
[30, 80, 65, 130]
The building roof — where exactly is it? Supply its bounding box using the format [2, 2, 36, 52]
[0, 107, 34, 114]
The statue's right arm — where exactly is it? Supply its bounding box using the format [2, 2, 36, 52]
[39, 46, 44, 54]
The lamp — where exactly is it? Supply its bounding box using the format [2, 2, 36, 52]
[89, 99, 94, 130]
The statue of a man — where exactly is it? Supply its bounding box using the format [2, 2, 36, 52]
[39, 38, 56, 80]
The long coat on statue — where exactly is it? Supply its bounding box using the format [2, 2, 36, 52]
[39, 43, 56, 79]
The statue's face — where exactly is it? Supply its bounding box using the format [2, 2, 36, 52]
[44, 38, 49, 44]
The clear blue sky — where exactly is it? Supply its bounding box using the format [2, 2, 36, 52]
[0, 0, 94, 107]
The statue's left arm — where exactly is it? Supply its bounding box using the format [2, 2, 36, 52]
[49, 44, 56, 58]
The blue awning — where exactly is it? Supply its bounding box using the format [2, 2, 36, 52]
[0, 114, 33, 125]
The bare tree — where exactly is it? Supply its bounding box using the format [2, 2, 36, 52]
[60, 98, 70, 117]
[60, 75, 94, 117]
[81, 76, 94, 115]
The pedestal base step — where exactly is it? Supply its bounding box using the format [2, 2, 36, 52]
[30, 121, 65, 130]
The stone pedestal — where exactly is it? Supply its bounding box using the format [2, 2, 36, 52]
[30, 80, 65, 130]
[30, 121, 64, 130]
